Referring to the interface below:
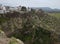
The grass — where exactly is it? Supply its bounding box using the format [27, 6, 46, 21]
[0, 17, 9, 24]
[9, 37, 19, 44]
[48, 13, 60, 19]
[0, 30, 4, 33]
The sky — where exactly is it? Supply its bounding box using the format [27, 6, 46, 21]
[0, 0, 60, 9]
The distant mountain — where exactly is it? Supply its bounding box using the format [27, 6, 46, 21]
[53, 9, 60, 12]
[31, 7, 60, 13]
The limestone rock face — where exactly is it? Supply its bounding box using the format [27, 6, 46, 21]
[0, 30, 24, 44]
[0, 30, 10, 44]
[1, 16, 23, 36]
[0, 9, 60, 44]
[0, 37, 24, 44]
[10, 37, 24, 44]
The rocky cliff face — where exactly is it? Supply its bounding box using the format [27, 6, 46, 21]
[0, 30, 24, 44]
[0, 12, 22, 36]
[0, 10, 60, 44]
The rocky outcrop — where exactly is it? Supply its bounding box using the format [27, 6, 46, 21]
[10, 37, 24, 44]
[0, 30, 24, 44]
[0, 9, 60, 44]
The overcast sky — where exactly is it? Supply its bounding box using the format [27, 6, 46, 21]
[0, 0, 60, 9]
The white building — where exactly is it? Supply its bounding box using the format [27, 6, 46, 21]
[9, 7, 18, 12]
[17, 6, 22, 11]
[0, 5, 31, 14]
[0, 5, 6, 14]
[27, 7, 31, 12]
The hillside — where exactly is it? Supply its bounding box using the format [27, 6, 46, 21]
[48, 13, 60, 19]
[0, 8, 60, 44]
[0, 30, 24, 44]
[31, 7, 60, 13]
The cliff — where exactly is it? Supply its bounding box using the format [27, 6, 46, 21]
[0, 9, 60, 44]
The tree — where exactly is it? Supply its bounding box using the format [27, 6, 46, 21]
[21, 6, 27, 11]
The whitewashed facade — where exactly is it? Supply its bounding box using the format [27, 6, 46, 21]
[0, 5, 31, 14]
[0, 6, 6, 14]
[9, 7, 18, 12]
[27, 7, 31, 12]
[17, 6, 22, 11]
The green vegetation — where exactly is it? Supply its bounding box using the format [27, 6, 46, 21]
[0, 17, 6, 23]
[12, 27, 51, 44]
[48, 13, 60, 18]
[9, 37, 18, 44]
[0, 30, 4, 33]
[0, 15, 9, 24]
[0, 8, 60, 44]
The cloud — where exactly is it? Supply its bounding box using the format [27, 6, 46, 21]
[0, 0, 60, 9]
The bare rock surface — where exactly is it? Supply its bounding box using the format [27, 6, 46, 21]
[0, 30, 24, 44]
